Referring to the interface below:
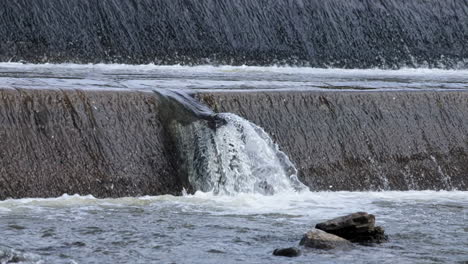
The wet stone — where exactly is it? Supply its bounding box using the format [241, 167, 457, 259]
[273, 247, 301, 257]
[299, 229, 353, 250]
[315, 212, 388, 244]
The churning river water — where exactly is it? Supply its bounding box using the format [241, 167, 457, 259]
[0, 64, 467, 264]
[1, 191, 467, 264]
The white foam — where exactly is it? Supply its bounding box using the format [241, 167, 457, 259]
[1, 191, 466, 219]
[1, 62, 468, 75]
[172, 112, 307, 195]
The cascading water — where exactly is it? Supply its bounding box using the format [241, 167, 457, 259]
[157, 89, 307, 195]
[173, 113, 307, 195]
[172, 113, 306, 194]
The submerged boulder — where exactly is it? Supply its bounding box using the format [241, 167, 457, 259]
[315, 212, 387, 244]
[299, 229, 353, 250]
[272, 247, 301, 257]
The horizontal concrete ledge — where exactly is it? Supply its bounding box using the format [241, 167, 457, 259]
[0, 88, 467, 199]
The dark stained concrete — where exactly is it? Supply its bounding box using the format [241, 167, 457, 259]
[0, 88, 187, 199]
[1, 88, 467, 199]
[198, 90, 468, 191]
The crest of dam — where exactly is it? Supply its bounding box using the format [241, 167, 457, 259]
[0, 88, 467, 200]
[1, 0, 468, 68]
[154, 89, 307, 195]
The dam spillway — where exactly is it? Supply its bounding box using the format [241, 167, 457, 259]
[1, 1, 467, 261]
[1, 75, 467, 199]
[1, 0, 467, 68]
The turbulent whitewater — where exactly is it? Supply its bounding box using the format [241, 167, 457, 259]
[173, 113, 307, 195]
[156, 89, 307, 195]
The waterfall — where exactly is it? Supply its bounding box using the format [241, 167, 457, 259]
[173, 113, 307, 195]
[156, 89, 307, 195]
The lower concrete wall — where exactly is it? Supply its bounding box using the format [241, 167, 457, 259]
[0, 88, 467, 199]
[0, 88, 186, 199]
[198, 90, 468, 191]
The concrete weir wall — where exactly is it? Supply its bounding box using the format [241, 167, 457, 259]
[0, 88, 467, 199]
[0, 88, 186, 200]
[198, 90, 468, 191]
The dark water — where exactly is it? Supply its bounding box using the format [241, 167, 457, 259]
[1, 0, 467, 68]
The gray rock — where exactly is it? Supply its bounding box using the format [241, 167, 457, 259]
[273, 247, 301, 257]
[315, 212, 388, 243]
[299, 229, 353, 250]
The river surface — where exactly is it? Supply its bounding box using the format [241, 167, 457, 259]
[0, 63, 467, 92]
[1, 191, 467, 264]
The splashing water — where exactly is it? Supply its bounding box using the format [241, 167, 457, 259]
[173, 113, 307, 195]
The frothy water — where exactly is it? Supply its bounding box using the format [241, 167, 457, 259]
[173, 113, 307, 195]
[0, 191, 467, 264]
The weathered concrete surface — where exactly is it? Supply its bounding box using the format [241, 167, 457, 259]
[1, 88, 467, 199]
[0, 88, 187, 200]
[198, 90, 468, 191]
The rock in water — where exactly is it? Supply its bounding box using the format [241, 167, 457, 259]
[362, 226, 387, 244]
[272, 247, 301, 257]
[299, 229, 353, 250]
[315, 212, 388, 243]
[315, 212, 375, 236]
